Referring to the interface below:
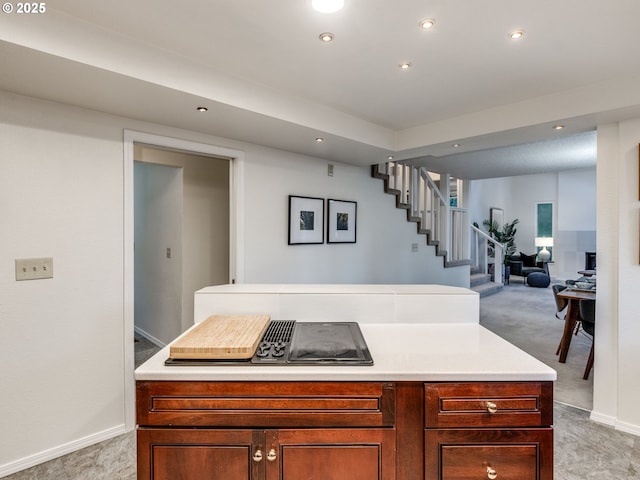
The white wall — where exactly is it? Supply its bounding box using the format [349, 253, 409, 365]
[134, 162, 183, 345]
[0, 92, 127, 475]
[593, 120, 640, 435]
[0, 90, 466, 476]
[469, 169, 596, 279]
[243, 152, 467, 285]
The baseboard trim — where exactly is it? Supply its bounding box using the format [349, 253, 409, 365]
[555, 400, 591, 413]
[590, 411, 640, 437]
[134, 325, 166, 347]
[615, 419, 640, 437]
[589, 410, 617, 427]
[0, 424, 126, 478]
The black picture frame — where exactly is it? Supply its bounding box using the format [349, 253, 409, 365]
[327, 199, 357, 243]
[288, 195, 324, 245]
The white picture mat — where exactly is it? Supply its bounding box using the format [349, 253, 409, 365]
[289, 195, 324, 244]
[328, 199, 356, 243]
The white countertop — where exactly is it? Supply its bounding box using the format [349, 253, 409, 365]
[195, 284, 476, 295]
[135, 323, 556, 382]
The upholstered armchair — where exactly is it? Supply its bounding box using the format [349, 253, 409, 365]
[507, 253, 548, 282]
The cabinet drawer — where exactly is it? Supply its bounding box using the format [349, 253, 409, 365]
[425, 429, 553, 480]
[424, 382, 553, 428]
[137, 381, 395, 427]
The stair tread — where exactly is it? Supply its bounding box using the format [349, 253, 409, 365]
[470, 272, 492, 287]
[471, 282, 503, 297]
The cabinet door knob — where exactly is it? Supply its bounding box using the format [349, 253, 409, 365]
[252, 449, 263, 462]
[267, 448, 277, 462]
[486, 466, 498, 479]
[486, 401, 498, 414]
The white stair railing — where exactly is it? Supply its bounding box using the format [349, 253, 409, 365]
[450, 207, 469, 263]
[470, 224, 505, 285]
[380, 161, 469, 264]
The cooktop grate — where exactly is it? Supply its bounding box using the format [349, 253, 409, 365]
[262, 320, 296, 343]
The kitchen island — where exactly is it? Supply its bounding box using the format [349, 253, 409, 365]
[136, 285, 556, 480]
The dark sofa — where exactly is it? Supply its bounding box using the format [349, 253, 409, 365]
[507, 253, 548, 283]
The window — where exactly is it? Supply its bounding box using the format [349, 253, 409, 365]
[536, 202, 553, 259]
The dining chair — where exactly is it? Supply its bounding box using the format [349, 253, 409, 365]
[579, 299, 596, 380]
[552, 284, 568, 319]
[554, 284, 583, 356]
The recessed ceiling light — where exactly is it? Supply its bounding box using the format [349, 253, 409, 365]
[553, 125, 565, 130]
[399, 62, 412, 70]
[419, 18, 435, 29]
[319, 32, 334, 42]
[196, 106, 208, 112]
[387, 156, 394, 160]
[315, 137, 325, 142]
[508, 30, 524, 40]
[312, 0, 344, 13]
[452, 143, 461, 148]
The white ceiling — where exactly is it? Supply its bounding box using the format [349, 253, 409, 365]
[2, 0, 640, 178]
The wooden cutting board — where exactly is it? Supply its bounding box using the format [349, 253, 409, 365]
[169, 314, 271, 359]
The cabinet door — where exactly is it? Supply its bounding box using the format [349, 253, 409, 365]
[274, 429, 396, 480]
[137, 429, 261, 480]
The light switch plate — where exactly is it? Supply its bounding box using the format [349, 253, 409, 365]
[15, 257, 54, 281]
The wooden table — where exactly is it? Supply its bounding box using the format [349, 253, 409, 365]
[556, 289, 596, 363]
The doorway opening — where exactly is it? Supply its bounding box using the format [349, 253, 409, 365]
[124, 130, 245, 430]
[134, 145, 231, 348]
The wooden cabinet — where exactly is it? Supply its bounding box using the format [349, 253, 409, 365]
[136, 381, 396, 480]
[137, 429, 257, 480]
[136, 380, 554, 480]
[137, 427, 394, 480]
[276, 429, 395, 480]
[424, 382, 553, 480]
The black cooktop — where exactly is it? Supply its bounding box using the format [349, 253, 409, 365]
[165, 320, 373, 366]
[288, 322, 373, 364]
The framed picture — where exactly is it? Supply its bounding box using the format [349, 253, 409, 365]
[327, 199, 357, 243]
[490, 207, 504, 231]
[288, 195, 324, 245]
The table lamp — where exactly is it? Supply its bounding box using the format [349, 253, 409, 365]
[535, 237, 553, 262]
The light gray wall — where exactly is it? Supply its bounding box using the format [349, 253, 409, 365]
[242, 151, 467, 285]
[134, 161, 183, 345]
[1, 92, 128, 474]
[469, 168, 596, 280]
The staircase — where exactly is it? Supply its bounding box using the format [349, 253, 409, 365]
[470, 265, 504, 297]
[371, 162, 470, 268]
[372, 161, 503, 297]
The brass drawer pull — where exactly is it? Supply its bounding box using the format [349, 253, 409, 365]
[486, 401, 498, 414]
[252, 449, 263, 462]
[267, 448, 277, 462]
[486, 465, 498, 479]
